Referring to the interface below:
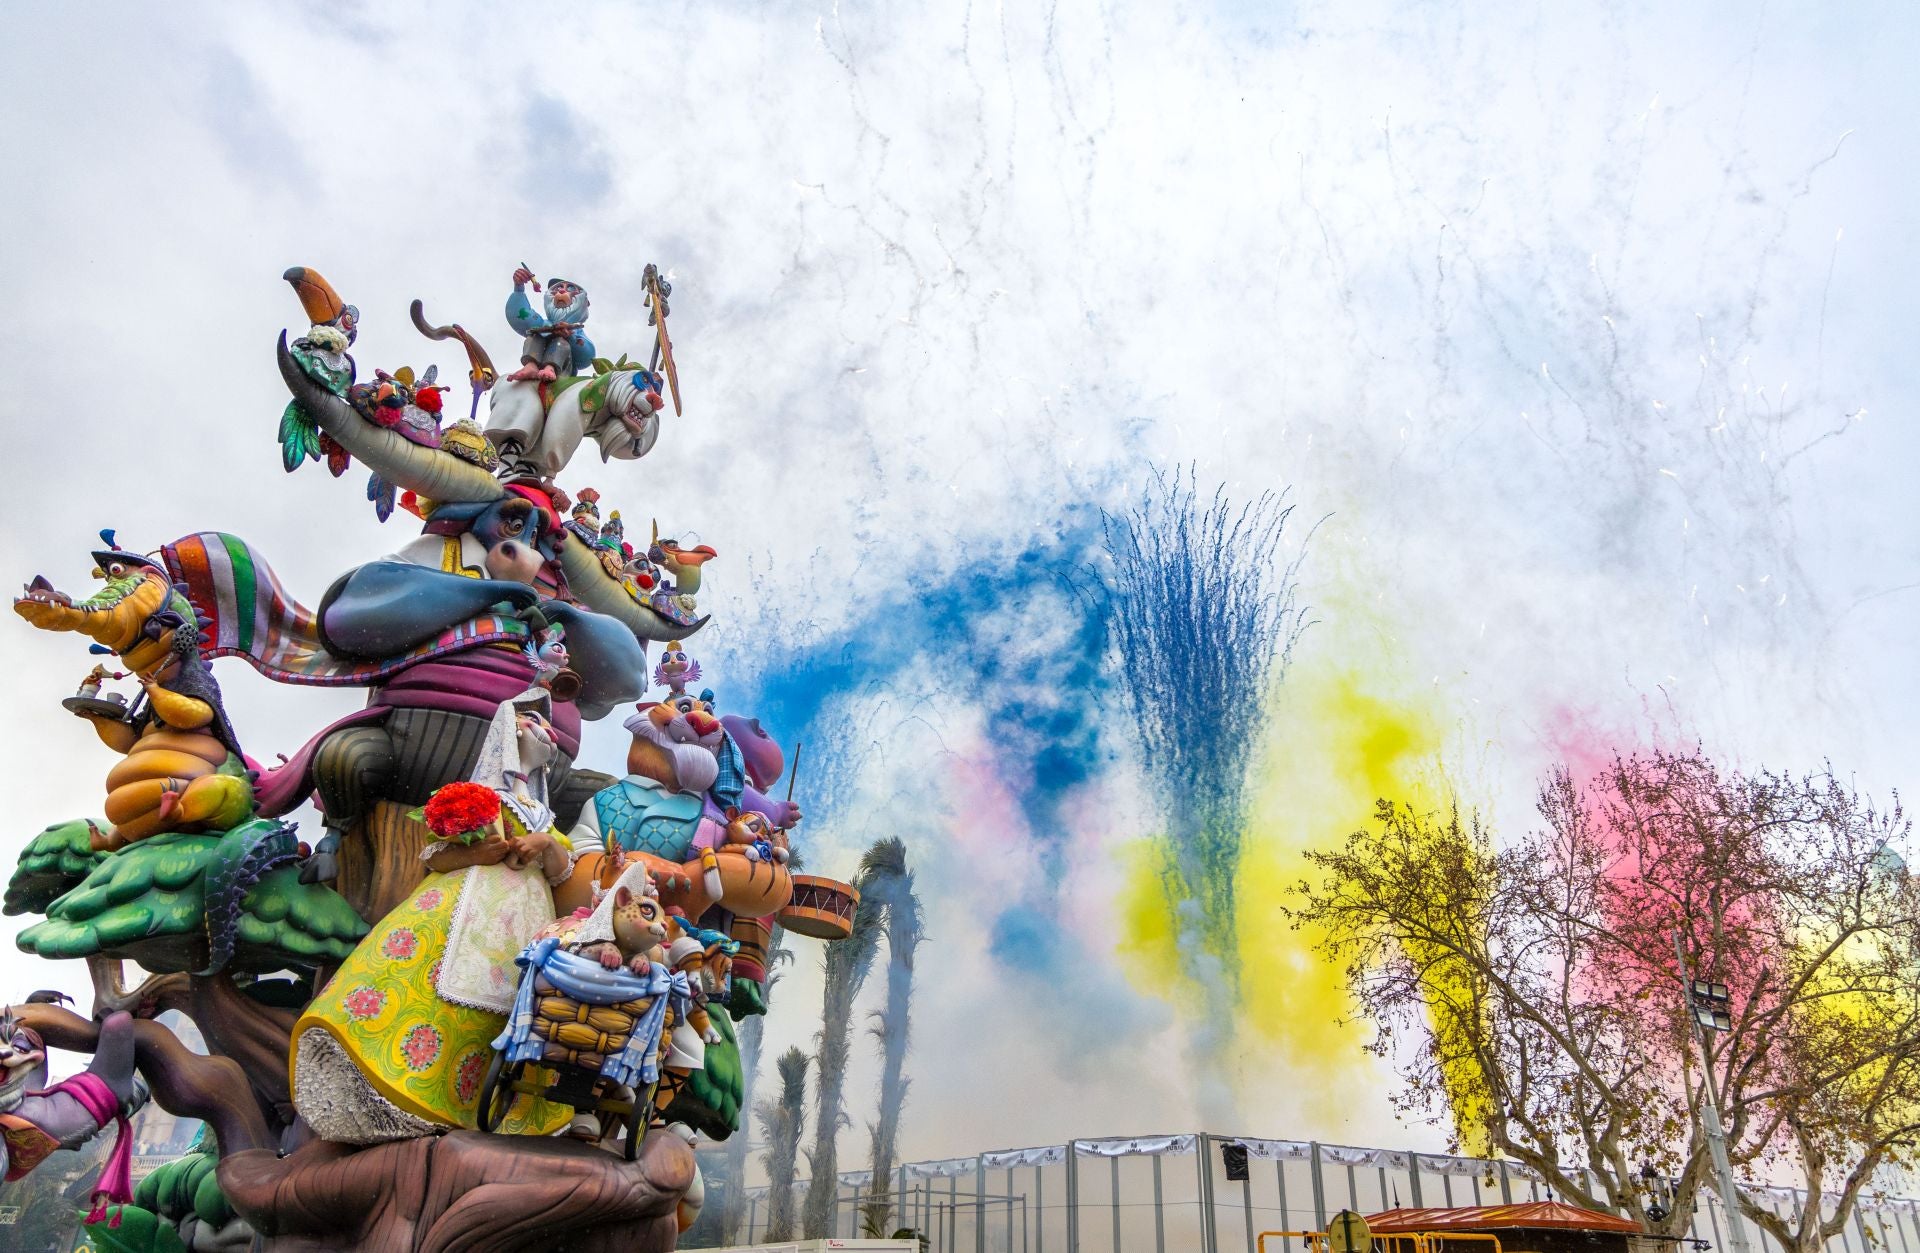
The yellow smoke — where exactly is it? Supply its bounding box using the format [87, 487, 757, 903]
[1115, 630, 1497, 1151]
[1782, 919, 1920, 1136]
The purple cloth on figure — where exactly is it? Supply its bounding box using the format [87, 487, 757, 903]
[371, 650, 582, 749]
[252, 644, 582, 817]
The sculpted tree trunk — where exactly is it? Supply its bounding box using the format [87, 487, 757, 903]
[188, 972, 302, 1134]
[16, 1002, 274, 1155]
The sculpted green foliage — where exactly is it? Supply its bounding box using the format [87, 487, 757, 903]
[72, 1204, 188, 1253]
[15, 826, 365, 973]
[135, 1130, 235, 1230]
[5, 818, 107, 916]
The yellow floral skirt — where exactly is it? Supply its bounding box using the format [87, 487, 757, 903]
[291, 868, 571, 1137]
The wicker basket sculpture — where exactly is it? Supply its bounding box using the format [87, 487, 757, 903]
[526, 974, 673, 1072]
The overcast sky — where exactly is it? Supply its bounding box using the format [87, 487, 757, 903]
[1, 0, 1915, 1165]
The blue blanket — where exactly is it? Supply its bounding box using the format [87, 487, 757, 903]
[490, 937, 684, 1089]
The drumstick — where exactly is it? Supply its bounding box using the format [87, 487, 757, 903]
[785, 742, 803, 808]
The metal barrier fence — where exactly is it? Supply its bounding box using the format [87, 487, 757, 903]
[714, 1134, 1920, 1253]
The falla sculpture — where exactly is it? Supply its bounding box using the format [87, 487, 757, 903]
[1, 263, 858, 1251]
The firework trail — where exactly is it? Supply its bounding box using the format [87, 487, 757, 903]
[1102, 465, 1315, 995]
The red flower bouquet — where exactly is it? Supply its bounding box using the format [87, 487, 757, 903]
[411, 781, 502, 846]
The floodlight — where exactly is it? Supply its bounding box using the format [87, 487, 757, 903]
[1689, 979, 1730, 1006]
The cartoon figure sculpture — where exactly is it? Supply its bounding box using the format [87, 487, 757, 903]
[1, 996, 149, 1226]
[721, 807, 788, 865]
[613, 553, 662, 615]
[0, 259, 872, 1252]
[600, 510, 631, 560]
[410, 297, 498, 423]
[567, 699, 728, 906]
[487, 861, 680, 1151]
[485, 268, 669, 478]
[709, 711, 809, 998]
[252, 270, 710, 920]
[567, 488, 605, 546]
[504, 265, 593, 383]
[273, 270, 690, 637]
[286, 267, 360, 377]
[530, 622, 572, 695]
[74, 664, 126, 702]
[563, 695, 796, 926]
[16, 541, 255, 851]
[350, 364, 450, 519]
[279, 268, 360, 476]
[653, 925, 724, 1122]
[350, 365, 446, 450]
[715, 710, 804, 833]
[653, 642, 701, 697]
[395, 367, 447, 447]
[170, 489, 649, 899]
[290, 687, 576, 1144]
[665, 913, 738, 1003]
[489, 368, 666, 485]
[650, 524, 719, 604]
[606, 525, 717, 628]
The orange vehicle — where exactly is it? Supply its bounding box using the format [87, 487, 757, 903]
[1264, 1202, 1649, 1253]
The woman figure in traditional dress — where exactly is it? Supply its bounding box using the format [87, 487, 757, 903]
[289, 686, 577, 1143]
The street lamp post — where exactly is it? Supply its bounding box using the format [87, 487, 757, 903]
[1673, 933, 1754, 1253]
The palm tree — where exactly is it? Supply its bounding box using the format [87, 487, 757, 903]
[859, 837, 923, 1237]
[758, 1047, 811, 1242]
[799, 845, 888, 1237]
[724, 921, 792, 1242]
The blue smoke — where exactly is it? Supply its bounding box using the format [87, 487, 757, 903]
[716, 508, 1135, 1007]
[727, 508, 1115, 862]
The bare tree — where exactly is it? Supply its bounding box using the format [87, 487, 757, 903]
[1294, 747, 1920, 1253]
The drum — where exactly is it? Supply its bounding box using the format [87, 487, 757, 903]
[776, 874, 860, 940]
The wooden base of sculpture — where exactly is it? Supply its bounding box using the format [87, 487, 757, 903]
[17, 996, 693, 1252]
[217, 1129, 694, 1252]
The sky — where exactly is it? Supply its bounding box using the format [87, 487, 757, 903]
[0, 0, 1916, 1170]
